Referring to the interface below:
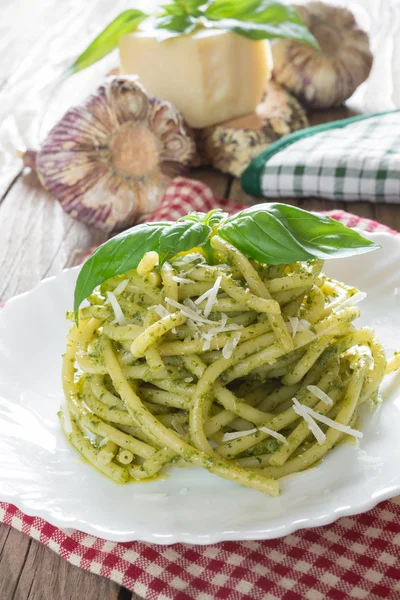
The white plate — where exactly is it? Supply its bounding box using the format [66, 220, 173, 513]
[1, 232, 400, 544]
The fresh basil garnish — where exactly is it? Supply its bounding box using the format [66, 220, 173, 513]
[66, 10, 149, 75]
[201, 0, 318, 45]
[74, 218, 213, 318]
[218, 204, 380, 264]
[74, 205, 379, 319]
[67, 1, 318, 75]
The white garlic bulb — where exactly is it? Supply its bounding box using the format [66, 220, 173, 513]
[22, 77, 196, 232]
[272, 2, 373, 109]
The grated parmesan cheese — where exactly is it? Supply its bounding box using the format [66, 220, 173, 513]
[81, 424, 98, 442]
[61, 399, 73, 435]
[186, 318, 201, 340]
[339, 291, 367, 308]
[292, 397, 326, 444]
[172, 276, 193, 284]
[259, 427, 288, 445]
[183, 298, 200, 312]
[302, 405, 363, 439]
[222, 332, 242, 359]
[222, 428, 258, 442]
[287, 318, 311, 337]
[148, 304, 170, 319]
[307, 385, 333, 406]
[166, 297, 216, 325]
[287, 316, 299, 338]
[297, 319, 312, 332]
[113, 279, 129, 296]
[201, 334, 213, 352]
[106, 291, 126, 326]
[202, 275, 222, 317]
[222, 425, 288, 444]
[195, 287, 214, 305]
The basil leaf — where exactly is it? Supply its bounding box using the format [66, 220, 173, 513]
[205, 209, 227, 227]
[158, 221, 211, 261]
[66, 9, 148, 75]
[153, 14, 198, 41]
[74, 218, 212, 317]
[218, 204, 380, 265]
[178, 209, 226, 226]
[204, 1, 319, 47]
[160, 0, 204, 16]
[74, 222, 171, 317]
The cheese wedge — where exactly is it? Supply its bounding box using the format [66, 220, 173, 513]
[119, 28, 272, 129]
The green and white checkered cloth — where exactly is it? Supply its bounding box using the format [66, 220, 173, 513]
[241, 110, 400, 203]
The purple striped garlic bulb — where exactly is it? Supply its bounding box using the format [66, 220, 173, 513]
[23, 76, 196, 232]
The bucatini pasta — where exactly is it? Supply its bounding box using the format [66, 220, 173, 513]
[61, 235, 389, 496]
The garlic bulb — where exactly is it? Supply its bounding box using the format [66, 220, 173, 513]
[23, 76, 196, 232]
[192, 81, 308, 177]
[272, 2, 373, 109]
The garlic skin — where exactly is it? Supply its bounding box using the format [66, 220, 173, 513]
[272, 2, 373, 110]
[24, 77, 195, 232]
[192, 81, 308, 177]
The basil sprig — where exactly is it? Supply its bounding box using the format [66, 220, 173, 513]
[67, 0, 318, 75]
[66, 10, 149, 75]
[74, 204, 379, 318]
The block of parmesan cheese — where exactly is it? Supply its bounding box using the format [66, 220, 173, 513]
[119, 28, 272, 129]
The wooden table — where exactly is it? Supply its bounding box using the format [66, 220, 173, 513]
[1, 3, 400, 597]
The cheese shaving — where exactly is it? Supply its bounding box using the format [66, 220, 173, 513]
[302, 405, 363, 439]
[166, 297, 215, 325]
[222, 428, 257, 442]
[222, 332, 242, 359]
[292, 397, 326, 444]
[286, 318, 311, 335]
[61, 398, 73, 435]
[150, 304, 170, 319]
[113, 279, 129, 296]
[297, 319, 312, 332]
[201, 275, 222, 317]
[339, 291, 367, 308]
[194, 287, 214, 305]
[307, 385, 333, 406]
[186, 318, 201, 340]
[172, 276, 193, 284]
[259, 427, 288, 445]
[183, 298, 200, 312]
[201, 334, 212, 352]
[222, 424, 288, 444]
[106, 291, 126, 326]
[287, 316, 299, 338]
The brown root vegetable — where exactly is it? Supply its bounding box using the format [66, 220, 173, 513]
[272, 2, 373, 109]
[22, 76, 196, 232]
[192, 81, 309, 177]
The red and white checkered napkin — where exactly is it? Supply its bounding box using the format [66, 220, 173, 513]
[1, 177, 400, 600]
